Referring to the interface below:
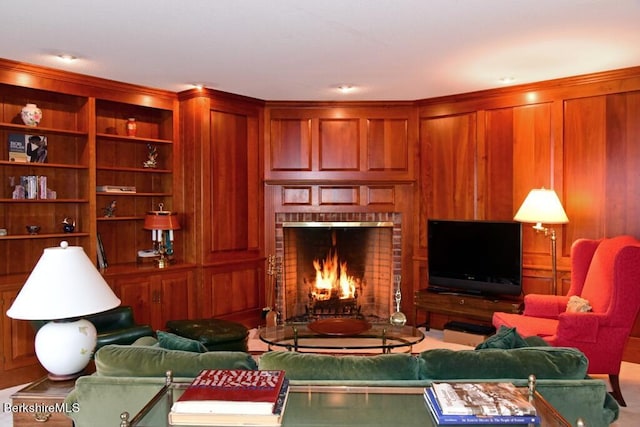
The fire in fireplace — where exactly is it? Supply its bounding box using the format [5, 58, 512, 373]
[306, 231, 363, 317]
[282, 221, 394, 322]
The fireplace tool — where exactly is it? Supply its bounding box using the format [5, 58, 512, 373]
[390, 274, 407, 326]
[264, 255, 280, 327]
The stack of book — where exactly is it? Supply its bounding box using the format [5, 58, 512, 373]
[423, 382, 540, 425]
[168, 369, 289, 426]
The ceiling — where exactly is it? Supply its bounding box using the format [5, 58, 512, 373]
[2, 0, 640, 101]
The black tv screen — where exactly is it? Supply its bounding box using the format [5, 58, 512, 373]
[427, 219, 523, 297]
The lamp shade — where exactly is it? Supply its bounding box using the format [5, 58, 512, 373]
[143, 211, 180, 230]
[514, 188, 569, 225]
[6, 241, 121, 320]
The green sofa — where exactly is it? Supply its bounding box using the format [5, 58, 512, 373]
[65, 337, 618, 427]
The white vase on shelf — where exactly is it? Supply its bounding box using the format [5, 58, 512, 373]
[21, 103, 42, 126]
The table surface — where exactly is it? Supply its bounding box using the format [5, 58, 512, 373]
[124, 384, 570, 427]
[258, 322, 424, 352]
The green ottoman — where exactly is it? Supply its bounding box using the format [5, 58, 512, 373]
[165, 318, 249, 352]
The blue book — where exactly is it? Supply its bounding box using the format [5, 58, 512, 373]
[424, 388, 540, 425]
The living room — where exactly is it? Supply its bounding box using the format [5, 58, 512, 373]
[1, 1, 640, 426]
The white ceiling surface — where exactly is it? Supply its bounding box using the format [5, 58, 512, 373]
[1, 0, 639, 101]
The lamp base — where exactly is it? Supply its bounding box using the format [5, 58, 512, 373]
[35, 319, 97, 380]
[47, 370, 86, 382]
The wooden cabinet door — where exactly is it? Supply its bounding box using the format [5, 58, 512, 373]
[1, 289, 38, 371]
[114, 276, 153, 328]
[156, 269, 194, 328]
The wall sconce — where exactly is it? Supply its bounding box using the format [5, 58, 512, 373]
[514, 188, 569, 295]
[143, 203, 180, 268]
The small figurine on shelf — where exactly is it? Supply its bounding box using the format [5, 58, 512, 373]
[103, 200, 117, 217]
[62, 217, 76, 233]
[143, 144, 158, 168]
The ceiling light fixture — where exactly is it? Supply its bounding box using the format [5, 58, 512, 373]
[499, 77, 515, 84]
[57, 54, 77, 63]
[337, 85, 355, 94]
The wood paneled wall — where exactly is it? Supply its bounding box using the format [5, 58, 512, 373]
[262, 68, 640, 362]
[179, 89, 265, 327]
[415, 68, 640, 361]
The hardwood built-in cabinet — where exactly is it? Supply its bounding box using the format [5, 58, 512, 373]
[0, 60, 193, 387]
[95, 99, 176, 265]
[0, 84, 90, 388]
[0, 85, 91, 276]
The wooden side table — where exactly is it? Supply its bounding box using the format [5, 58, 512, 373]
[10, 376, 76, 427]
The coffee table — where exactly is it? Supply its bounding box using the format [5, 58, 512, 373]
[258, 321, 424, 353]
[120, 373, 571, 426]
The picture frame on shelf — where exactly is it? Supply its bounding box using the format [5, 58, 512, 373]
[7, 133, 48, 163]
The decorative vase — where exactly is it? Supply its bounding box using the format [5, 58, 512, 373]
[21, 103, 42, 127]
[126, 118, 137, 136]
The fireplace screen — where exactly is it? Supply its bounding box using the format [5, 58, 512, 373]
[282, 222, 394, 322]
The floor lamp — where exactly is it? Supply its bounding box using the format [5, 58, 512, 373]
[514, 188, 569, 295]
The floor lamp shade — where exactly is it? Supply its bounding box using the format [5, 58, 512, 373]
[514, 188, 569, 225]
[513, 188, 569, 296]
[6, 241, 121, 379]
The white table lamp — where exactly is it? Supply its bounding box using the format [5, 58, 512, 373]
[6, 241, 121, 380]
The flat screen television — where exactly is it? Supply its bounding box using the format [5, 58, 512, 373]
[427, 219, 523, 297]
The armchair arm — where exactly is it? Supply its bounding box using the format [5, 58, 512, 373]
[555, 311, 603, 343]
[522, 294, 570, 319]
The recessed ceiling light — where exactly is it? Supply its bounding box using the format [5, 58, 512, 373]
[499, 77, 515, 84]
[337, 85, 355, 94]
[56, 54, 77, 63]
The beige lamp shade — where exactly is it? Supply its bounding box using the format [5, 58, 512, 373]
[6, 241, 121, 320]
[514, 188, 569, 225]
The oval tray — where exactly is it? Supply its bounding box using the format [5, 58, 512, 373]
[307, 318, 371, 336]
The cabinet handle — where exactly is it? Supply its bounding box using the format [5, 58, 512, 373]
[459, 299, 465, 305]
[34, 412, 51, 422]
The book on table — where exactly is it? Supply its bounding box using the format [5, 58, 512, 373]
[424, 382, 540, 425]
[168, 369, 289, 426]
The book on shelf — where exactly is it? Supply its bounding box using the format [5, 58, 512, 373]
[96, 233, 108, 269]
[96, 185, 136, 193]
[8, 133, 28, 162]
[424, 387, 540, 425]
[169, 378, 289, 426]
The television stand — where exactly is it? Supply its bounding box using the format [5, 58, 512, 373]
[414, 288, 522, 330]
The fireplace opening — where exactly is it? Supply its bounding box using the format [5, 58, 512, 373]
[282, 222, 394, 322]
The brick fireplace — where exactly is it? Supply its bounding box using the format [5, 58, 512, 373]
[273, 212, 402, 322]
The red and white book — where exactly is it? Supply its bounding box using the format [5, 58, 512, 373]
[171, 369, 287, 416]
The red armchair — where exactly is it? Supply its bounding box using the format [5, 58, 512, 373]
[493, 235, 640, 406]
